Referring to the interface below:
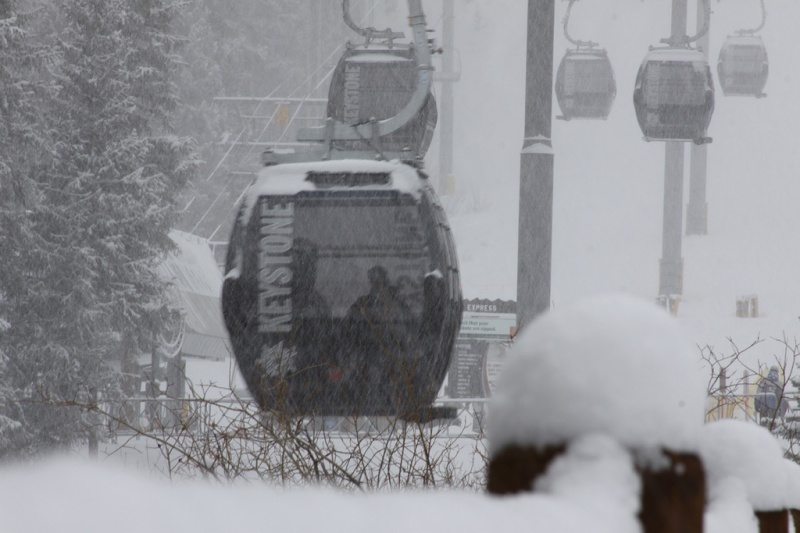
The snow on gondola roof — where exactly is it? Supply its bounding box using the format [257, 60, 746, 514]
[347, 53, 411, 63]
[641, 47, 707, 63]
[723, 34, 765, 45]
[240, 159, 425, 225]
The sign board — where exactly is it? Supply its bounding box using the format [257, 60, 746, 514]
[446, 299, 516, 399]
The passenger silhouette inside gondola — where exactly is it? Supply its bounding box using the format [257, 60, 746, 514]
[346, 265, 413, 408]
[288, 238, 336, 409]
[349, 266, 411, 325]
[292, 238, 329, 319]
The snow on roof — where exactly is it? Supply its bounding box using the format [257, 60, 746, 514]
[487, 293, 706, 454]
[643, 47, 707, 63]
[241, 160, 424, 225]
[347, 53, 411, 63]
[158, 230, 230, 360]
[699, 419, 791, 511]
[163, 230, 223, 297]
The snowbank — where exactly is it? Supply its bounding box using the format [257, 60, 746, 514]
[0, 456, 634, 533]
[700, 419, 792, 511]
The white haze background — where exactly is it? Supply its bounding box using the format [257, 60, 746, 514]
[2, 0, 800, 531]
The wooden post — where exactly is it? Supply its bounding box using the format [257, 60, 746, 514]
[637, 450, 705, 533]
[756, 509, 790, 533]
[790, 509, 799, 533]
[486, 444, 565, 495]
[488, 446, 705, 533]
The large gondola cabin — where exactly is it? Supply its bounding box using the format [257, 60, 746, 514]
[221, 160, 462, 419]
[633, 47, 715, 143]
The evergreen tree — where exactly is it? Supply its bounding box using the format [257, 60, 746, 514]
[0, 0, 197, 458]
[0, 0, 61, 455]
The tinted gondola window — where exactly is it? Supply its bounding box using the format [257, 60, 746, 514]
[643, 61, 708, 108]
[285, 195, 429, 319]
[727, 45, 764, 74]
[557, 54, 616, 119]
[564, 57, 613, 95]
[343, 56, 416, 122]
[718, 41, 768, 97]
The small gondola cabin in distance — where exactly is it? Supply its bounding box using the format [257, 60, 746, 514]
[717, 35, 768, 98]
[555, 48, 617, 120]
[221, 159, 462, 420]
[554, 0, 617, 121]
[717, 0, 769, 99]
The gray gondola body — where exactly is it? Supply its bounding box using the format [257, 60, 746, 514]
[633, 48, 715, 143]
[326, 44, 437, 158]
[717, 35, 768, 98]
[555, 48, 617, 120]
[221, 162, 462, 418]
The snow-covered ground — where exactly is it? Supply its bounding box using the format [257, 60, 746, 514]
[3, 1, 800, 531]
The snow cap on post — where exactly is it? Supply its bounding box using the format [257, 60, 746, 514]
[488, 293, 706, 454]
[700, 420, 791, 511]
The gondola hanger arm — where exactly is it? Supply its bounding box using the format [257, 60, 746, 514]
[661, 0, 711, 46]
[562, 0, 597, 49]
[341, 0, 405, 45]
[736, 0, 766, 35]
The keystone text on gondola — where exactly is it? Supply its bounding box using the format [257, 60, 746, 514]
[344, 64, 360, 123]
[258, 201, 294, 333]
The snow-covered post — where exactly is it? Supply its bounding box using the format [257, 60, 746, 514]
[486, 294, 707, 533]
[700, 420, 792, 533]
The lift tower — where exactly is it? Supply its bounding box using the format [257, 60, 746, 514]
[517, 0, 555, 330]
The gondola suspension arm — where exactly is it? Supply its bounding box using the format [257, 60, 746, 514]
[736, 0, 766, 36]
[296, 0, 433, 146]
[661, 0, 711, 46]
[341, 0, 405, 45]
[562, 0, 597, 49]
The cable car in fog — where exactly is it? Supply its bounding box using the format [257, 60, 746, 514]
[221, 160, 462, 420]
[327, 44, 437, 156]
[717, 35, 768, 98]
[717, 0, 768, 98]
[633, 47, 715, 144]
[556, 48, 617, 120]
[554, 0, 616, 120]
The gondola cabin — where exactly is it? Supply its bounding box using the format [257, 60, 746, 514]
[633, 48, 715, 143]
[555, 48, 617, 120]
[717, 35, 768, 97]
[221, 160, 462, 419]
[327, 44, 437, 157]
